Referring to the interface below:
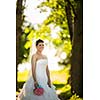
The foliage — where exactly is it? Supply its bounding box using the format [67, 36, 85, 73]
[16, 0, 76, 65]
[69, 94, 83, 100]
[16, 0, 83, 98]
[36, 0, 74, 65]
[19, 25, 35, 63]
[16, 0, 31, 65]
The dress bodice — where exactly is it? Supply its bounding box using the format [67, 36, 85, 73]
[35, 59, 48, 84]
[36, 59, 48, 67]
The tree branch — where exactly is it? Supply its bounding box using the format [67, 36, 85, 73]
[67, 0, 77, 20]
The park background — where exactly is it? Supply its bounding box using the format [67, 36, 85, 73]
[16, 0, 83, 100]
[0, 0, 100, 100]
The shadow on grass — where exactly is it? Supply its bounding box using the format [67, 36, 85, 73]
[17, 81, 25, 92]
[53, 83, 72, 100]
[53, 83, 65, 89]
[58, 91, 72, 100]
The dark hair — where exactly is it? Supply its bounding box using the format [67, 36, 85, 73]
[36, 39, 44, 46]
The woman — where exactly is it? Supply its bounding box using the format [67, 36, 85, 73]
[18, 39, 60, 100]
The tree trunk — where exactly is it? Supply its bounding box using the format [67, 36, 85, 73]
[65, 0, 74, 42]
[71, 0, 83, 97]
[16, 0, 23, 90]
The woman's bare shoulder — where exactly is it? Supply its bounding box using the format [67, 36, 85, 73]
[32, 54, 38, 60]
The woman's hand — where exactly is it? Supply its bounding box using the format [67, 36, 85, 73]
[34, 81, 38, 88]
[47, 80, 51, 88]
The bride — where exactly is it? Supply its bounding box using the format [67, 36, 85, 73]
[18, 39, 60, 100]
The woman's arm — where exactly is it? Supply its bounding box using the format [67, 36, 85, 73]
[31, 55, 38, 86]
[46, 65, 51, 87]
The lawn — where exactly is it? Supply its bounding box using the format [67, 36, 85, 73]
[17, 65, 82, 100]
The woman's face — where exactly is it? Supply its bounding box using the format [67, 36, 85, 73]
[36, 42, 44, 52]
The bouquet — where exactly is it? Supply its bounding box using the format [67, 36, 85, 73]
[33, 84, 44, 96]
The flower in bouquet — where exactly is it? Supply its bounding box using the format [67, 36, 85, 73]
[33, 84, 44, 96]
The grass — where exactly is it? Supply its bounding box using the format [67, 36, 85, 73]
[17, 70, 29, 82]
[69, 94, 83, 100]
[17, 66, 71, 98]
[17, 66, 83, 100]
[50, 67, 70, 84]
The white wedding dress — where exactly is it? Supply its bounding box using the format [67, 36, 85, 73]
[18, 59, 60, 100]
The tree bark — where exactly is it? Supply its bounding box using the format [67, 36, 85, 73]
[64, 0, 83, 97]
[71, 0, 83, 97]
[65, 0, 74, 42]
[16, 0, 23, 90]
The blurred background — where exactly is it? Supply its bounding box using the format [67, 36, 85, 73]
[16, 0, 83, 100]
